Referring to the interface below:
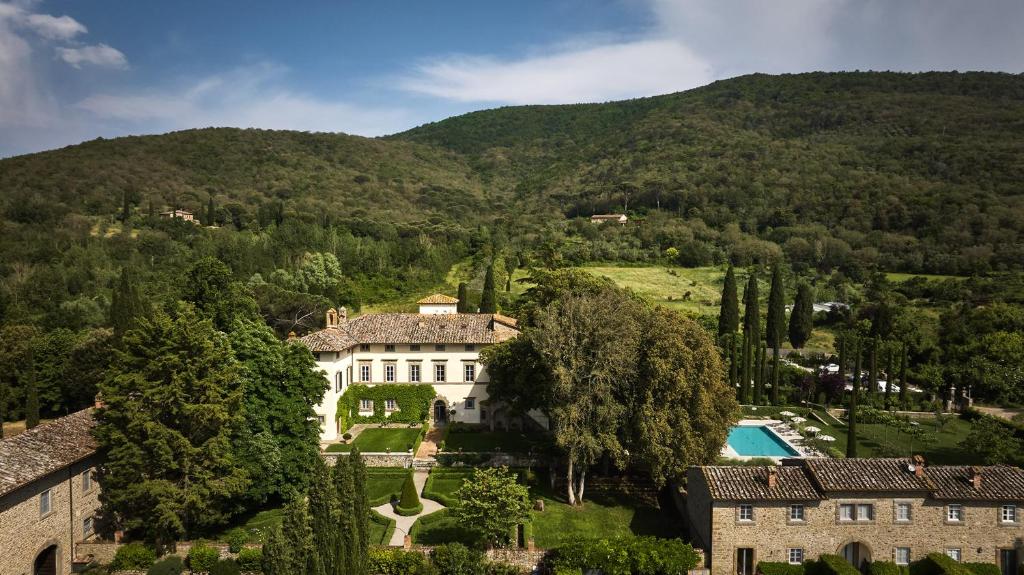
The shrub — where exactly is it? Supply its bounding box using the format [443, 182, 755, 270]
[432, 543, 486, 575]
[395, 473, 424, 516]
[188, 544, 220, 573]
[146, 555, 185, 575]
[343, 432, 353, 441]
[964, 564, 1001, 575]
[550, 536, 701, 575]
[870, 561, 909, 575]
[111, 542, 157, 571]
[209, 558, 241, 575]
[225, 530, 248, 553]
[760, 562, 806, 575]
[236, 548, 263, 572]
[486, 562, 521, 575]
[368, 547, 433, 575]
[806, 555, 860, 575]
[910, 553, 975, 575]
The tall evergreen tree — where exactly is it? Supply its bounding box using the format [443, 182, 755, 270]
[349, 449, 370, 575]
[789, 282, 814, 348]
[264, 497, 311, 575]
[207, 195, 216, 226]
[728, 334, 738, 392]
[308, 458, 339, 575]
[480, 264, 497, 313]
[847, 336, 861, 458]
[24, 357, 39, 429]
[332, 456, 355, 575]
[503, 256, 516, 292]
[898, 341, 909, 406]
[110, 267, 147, 337]
[456, 282, 470, 313]
[0, 380, 6, 438]
[120, 190, 131, 223]
[838, 333, 848, 383]
[885, 342, 895, 407]
[741, 272, 760, 404]
[868, 337, 879, 399]
[718, 264, 739, 338]
[766, 265, 785, 405]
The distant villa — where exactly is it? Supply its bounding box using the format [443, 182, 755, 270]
[159, 209, 195, 222]
[590, 214, 628, 225]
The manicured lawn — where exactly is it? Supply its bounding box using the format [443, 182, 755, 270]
[216, 508, 284, 544]
[815, 415, 978, 465]
[328, 427, 423, 453]
[422, 468, 475, 506]
[366, 468, 412, 505]
[444, 430, 546, 453]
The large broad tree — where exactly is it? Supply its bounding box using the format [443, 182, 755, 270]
[94, 305, 249, 547]
[452, 466, 531, 547]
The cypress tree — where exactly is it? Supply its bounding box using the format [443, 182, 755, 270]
[120, 190, 130, 223]
[147, 198, 155, 219]
[207, 195, 216, 226]
[457, 282, 470, 313]
[503, 257, 516, 292]
[349, 449, 370, 575]
[110, 267, 147, 337]
[262, 526, 291, 575]
[718, 264, 739, 338]
[789, 282, 814, 348]
[838, 333, 847, 383]
[847, 336, 861, 458]
[868, 337, 879, 400]
[728, 333, 739, 392]
[741, 272, 760, 404]
[0, 380, 7, 438]
[479, 264, 497, 313]
[885, 342, 895, 408]
[24, 357, 39, 429]
[899, 341, 909, 406]
[308, 458, 338, 575]
[766, 266, 785, 406]
[754, 341, 766, 405]
[333, 456, 355, 575]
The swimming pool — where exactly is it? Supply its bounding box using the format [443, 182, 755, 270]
[727, 425, 801, 457]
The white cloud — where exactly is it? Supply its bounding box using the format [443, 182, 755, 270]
[76, 63, 415, 137]
[57, 43, 127, 69]
[400, 38, 712, 105]
[25, 12, 86, 40]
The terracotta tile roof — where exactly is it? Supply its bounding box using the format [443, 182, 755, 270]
[804, 458, 933, 492]
[492, 313, 518, 328]
[699, 466, 823, 501]
[299, 313, 519, 351]
[0, 409, 97, 497]
[927, 466, 1024, 501]
[416, 294, 459, 304]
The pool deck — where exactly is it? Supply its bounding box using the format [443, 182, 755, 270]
[721, 419, 820, 462]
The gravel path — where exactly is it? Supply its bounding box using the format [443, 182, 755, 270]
[372, 470, 446, 546]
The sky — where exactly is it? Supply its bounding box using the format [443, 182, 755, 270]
[1, 0, 1022, 158]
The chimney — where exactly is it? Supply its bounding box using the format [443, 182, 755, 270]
[767, 466, 778, 489]
[326, 308, 338, 328]
[339, 307, 347, 322]
[913, 455, 926, 478]
[970, 466, 983, 489]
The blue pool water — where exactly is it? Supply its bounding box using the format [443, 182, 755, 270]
[727, 426, 800, 457]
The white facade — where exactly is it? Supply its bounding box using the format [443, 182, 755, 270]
[311, 341, 495, 441]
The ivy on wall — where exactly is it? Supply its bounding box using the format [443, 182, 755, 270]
[337, 384, 437, 432]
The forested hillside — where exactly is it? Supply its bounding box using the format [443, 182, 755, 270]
[2, 71, 1024, 422]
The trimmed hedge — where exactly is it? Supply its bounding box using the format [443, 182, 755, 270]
[409, 509, 450, 541]
[806, 555, 860, 575]
[236, 548, 263, 572]
[395, 473, 424, 516]
[111, 542, 157, 571]
[187, 543, 220, 573]
[371, 509, 397, 545]
[964, 564, 1002, 575]
[548, 536, 702, 575]
[337, 384, 436, 431]
[759, 562, 806, 575]
[911, 554, 975, 575]
[870, 561, 909, 575]
[367, 469, 414, 507]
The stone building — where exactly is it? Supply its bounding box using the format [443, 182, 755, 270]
[0, 409, 101, 575]
[686, 457, 1024, 575]
[299, 295, 536, 442]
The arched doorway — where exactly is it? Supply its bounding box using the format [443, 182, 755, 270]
[839, 542, 871, 572]
[432, 399, 448, 424]
[34, 544, 58, 575]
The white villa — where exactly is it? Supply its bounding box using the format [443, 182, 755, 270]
[299, 294, 523, 442]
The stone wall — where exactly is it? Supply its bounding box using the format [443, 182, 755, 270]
[324, 452, 415, 467]
[76, 540, 121, 565]
[0, 456, 102, 575]
[700, 492, 1024, 575]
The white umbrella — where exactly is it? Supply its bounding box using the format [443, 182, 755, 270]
[804, 426, 821, 434]
[779, 410, 796, 417]
[791, 416, 807, 424]
[818, 434, 836, 442]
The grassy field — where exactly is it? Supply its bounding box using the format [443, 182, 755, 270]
[885, 272, 964, 283]
[582, 265, 727, 316]
[325, 428, 422, 453]
[443, 430, 546, 453]
[815, 415, 978, 465]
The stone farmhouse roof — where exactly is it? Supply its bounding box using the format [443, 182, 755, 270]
[928, 465, 1024, 501]
[0, 409, 97, 498]
[695, 458, 1024, 503]
[416, 294, 459, 304]
[701, 465, 823, 501]
[300, 312, 520, 352]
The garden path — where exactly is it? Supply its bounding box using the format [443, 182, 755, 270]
[415, 426, 444, 458]
[372, 470, 445, 546]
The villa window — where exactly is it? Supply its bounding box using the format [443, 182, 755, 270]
[385, 363, 396, 382]
[738, 504, 754, 522]
[839, 503, 872, 522]
[896, 502, 912, 522]
[464, 363, 476, 382]
[409, 363, 421, 382]
[360, 344, 371, 352]
[895, 548, 911, 565]
[317, 415, 326, 428]
[410, 345, 421, 352]
[385, 344, 396, 352]
[465, 344, 475, 352]
[787, 549, 804, 565]
[857, 504, 874, 521]
[82, 469, 93, 493]
[360, 399, 373, 411]
[435, 363, 447, 382]
[359, 363, 371, 382]
[386, 399, 397, 411]
[335, 372, 343, 393]
[83, 516, 94, 537]
[40, 489, 51, 516]
[435, 344, 446, 352]
[465, 397, 476, 410]
[945, 549, 962, 562]
[789, 504, 804, 521]
[947, 504, 964, 523]
[1001, 504, 1017, 523]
